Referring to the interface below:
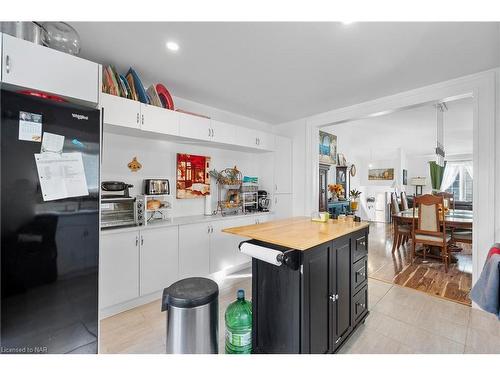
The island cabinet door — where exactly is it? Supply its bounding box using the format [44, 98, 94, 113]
[301, 242, 332, 354]
[330, 236, 353, 349]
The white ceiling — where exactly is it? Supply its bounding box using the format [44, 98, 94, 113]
[323, 97, 473, 160]
[72, 22, 500, 124]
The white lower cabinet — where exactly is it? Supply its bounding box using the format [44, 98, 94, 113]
[178, 222, 211, 278]
[210, 217, 253, 274]
[100, 230, 140, 309]
[140, 226, 179, 296]
[100, 214, 271, 313]
[273, 194, 293, 220]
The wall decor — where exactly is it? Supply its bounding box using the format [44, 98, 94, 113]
[319, 131, 337, 165]
[176, 153, 211, 199]
[402, 169, 408, 185]
[337, 153, 347, 166]
[349, 164, 357, 177]
[368, 168, 394, 181]
[127, 156, 142, 172]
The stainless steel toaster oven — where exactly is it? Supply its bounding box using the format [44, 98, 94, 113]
[100, 197, 137, 229]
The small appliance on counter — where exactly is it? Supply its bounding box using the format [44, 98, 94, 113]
[257, 190, 270, 212]
[136, 194, 173, 226]
[100, 181, 137, 229]
[144, 178, 170, 195]
[101, 181, 134, 198]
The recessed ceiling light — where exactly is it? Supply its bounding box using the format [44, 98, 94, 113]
[166, 41, 179, 52]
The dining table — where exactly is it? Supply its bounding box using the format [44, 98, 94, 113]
[392, 208, 473, 254]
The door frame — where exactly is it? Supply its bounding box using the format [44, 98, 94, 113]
[304, 69, 496, 287]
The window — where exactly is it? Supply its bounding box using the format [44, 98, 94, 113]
[445, 162, 473, 202]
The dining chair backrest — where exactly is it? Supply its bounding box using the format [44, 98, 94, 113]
[413, 194, 446, 236]
[391, 192, 400, 214]
[434, 191, 455, 210]
[400, 191, 409, 211]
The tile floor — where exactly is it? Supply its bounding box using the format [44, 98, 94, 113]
[100, 269, 500, 354]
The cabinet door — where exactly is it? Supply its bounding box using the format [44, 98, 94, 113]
[234, 125, 259, 149]
[100, 231, 140, 308]
[302, 242, 331, 354]
[211, 120, 235, 144]
[257, 131, 275, 151]
[101, 93, 141, 129]
[209, 218, 251, 274]
[140, 226, 179, 296]
[331, 236, 352, 347]
[274, 135, 292, 194]
[2, 33, 98, 103]
[141, 104, 179, 136]
[178, 112, 211, 141]
[178, 223, 210, 278]
[273, 194, 293, 219]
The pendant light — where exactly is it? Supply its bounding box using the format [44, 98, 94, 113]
[435, 102, 447, 167]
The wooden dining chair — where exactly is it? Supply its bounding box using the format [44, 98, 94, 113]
[391, 192, 411, 252]
[434, 191, 455, 210]
[412, 194, 453, 272]
[400, 191, 409, 210]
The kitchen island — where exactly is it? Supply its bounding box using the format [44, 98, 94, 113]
[223, 217, 370, 354]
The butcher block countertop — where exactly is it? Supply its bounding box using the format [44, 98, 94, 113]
[222, 216, 370, 250]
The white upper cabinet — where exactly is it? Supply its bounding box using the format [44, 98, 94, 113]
[256, 130, 275, 151]
[141, 104, 179, 136]
[234, 125, 275, 151]
[274, 135, 293, 194]
[211, 120, 236, 144]
[101, 93, 141, 129]
[1, 33, 98, 104]
[178, 112, 211, 141]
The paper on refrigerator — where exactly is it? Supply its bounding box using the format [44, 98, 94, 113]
[34, 153, 89, 201]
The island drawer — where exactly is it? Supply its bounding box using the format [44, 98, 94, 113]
[352, 285, 368, 323]
[352, 256, 368, 293]
[352, 232, 368, 263]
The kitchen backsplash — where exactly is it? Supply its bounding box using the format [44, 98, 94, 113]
[102, 132, 265, 217]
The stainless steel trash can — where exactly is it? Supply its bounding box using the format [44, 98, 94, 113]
[161, 277, 219, 354]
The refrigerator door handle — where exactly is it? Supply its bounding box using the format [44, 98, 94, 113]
[100, 108, 104, 164]
[5, 55, 10, 74]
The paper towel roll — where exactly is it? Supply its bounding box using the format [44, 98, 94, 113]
[239, 242, 282, 266]
[204, 195, 212, 216]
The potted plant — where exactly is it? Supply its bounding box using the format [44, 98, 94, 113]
[349, 189, 362, 211]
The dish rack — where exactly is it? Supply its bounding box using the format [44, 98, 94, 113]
[241, 181, 259, 213]
[213, 167, 243, 216]
[136, 194, 173, 226]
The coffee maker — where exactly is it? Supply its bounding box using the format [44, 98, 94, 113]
[257, 190, 270, 212]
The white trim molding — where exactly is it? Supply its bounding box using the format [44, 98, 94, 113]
[305, 69, 497, 290]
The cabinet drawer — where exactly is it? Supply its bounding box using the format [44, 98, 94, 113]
[352, 256, 368, 293]
[352, 285, 368, 323]
[352, 233, 368, 263]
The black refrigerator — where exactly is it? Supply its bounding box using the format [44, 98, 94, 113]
[0, 90, 100, 354]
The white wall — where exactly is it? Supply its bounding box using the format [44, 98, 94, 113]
[102, 133, 268, 218]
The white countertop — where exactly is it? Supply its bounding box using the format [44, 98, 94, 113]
[101, 211, 273, 234]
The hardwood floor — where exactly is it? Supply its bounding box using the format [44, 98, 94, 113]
[368, 222, 472, 305]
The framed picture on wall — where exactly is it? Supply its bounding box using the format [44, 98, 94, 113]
[176, 153, 211, 199]
[368, 168, 394, 181]
[403, 169, 408, 185]
[319, 131, 337, 165]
